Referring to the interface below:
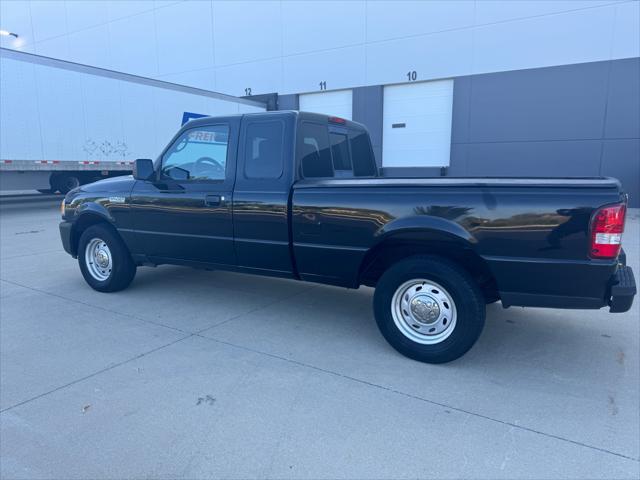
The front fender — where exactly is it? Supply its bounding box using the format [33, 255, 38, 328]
[64, 200, 118, 256]
[74, 200, 116, 225]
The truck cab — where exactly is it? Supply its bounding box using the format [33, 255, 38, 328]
[125, 111, 377, 277]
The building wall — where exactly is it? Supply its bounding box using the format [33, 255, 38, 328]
[450, 59, 639, 185]
[454, 58, 640, 206]
[1, 1, 638, 96]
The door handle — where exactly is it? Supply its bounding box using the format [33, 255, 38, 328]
[205, 194, 224, 206]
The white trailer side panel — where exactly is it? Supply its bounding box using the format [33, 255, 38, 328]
[0, 55, 265, 164]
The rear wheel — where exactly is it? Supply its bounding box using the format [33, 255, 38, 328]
[373, 256, 485, 363]
[78, 224, 136, 292]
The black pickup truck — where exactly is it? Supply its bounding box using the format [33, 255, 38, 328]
[59, 111, 636, 363]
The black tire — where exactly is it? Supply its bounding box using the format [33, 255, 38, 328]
[78, 224, 136, 292]
[373, 255, 485, 364]
[52, 173, 80, 194]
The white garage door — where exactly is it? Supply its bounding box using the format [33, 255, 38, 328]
[382, 79, 454, 168]
[299, 89, 352, 120]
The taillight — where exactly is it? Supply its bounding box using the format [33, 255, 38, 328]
[590, 203, 626, 259]
[328, 116, 346, 125]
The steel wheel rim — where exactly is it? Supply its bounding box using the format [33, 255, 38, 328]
[85, 238, 112, 281]
[391, 279, 457, 345]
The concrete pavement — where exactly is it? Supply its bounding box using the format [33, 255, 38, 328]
[1, 202, 638, 479]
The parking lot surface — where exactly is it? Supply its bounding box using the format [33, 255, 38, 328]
[1, 201, 639, 479]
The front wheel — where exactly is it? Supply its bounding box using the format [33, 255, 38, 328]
[78, 224, 136, 292]
[373, 256, 485, 363]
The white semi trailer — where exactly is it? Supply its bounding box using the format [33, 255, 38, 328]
[0, 48, 266, 193]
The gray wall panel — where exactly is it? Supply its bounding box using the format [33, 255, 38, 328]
[600, 139, 640, 204]
[464, 140, 603, 177]
[605, 58, 640, 139]
[451, 76, 471, 144]
[353, 85, 384, 167]
[277, 94, 299, 111]
[447, 143, 469, 176]
[449, 58, 639, 206]
[468, 62, 609, 142]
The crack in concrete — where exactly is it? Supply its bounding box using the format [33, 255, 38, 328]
[0, 335, 193, 414]
[0, 278, 191, 334]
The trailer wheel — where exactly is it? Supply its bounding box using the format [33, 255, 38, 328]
[51, 173, 80, 194]
[373, 255, 485, 363]
[78, 224, 136, 292]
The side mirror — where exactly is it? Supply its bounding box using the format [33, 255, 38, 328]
[133, 158, 155, 181]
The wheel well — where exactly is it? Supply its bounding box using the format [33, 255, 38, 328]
[70, 214, 114, 256]
[358, 240, 499, 301]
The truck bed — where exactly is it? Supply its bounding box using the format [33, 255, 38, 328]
[291, 176, 626, 309]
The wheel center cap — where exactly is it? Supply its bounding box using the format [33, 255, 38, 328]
[410, 295, 440, 324]
[95, 250, 109, 268]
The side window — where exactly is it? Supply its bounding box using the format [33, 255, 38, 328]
[300, 122, 333, 178]
[350, 129, 377, 177]
[329, 132, 352, 177]
[244, 121, 284, 179]
[161, 125, 229, 181]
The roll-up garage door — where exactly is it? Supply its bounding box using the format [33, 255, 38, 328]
[299, 89, 352, 120]
[382, 79, 453, 168]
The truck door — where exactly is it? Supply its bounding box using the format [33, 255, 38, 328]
[129, 118, 238, 266]
[233, 113, 296, 276]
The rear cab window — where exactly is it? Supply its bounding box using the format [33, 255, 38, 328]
[349, 129, 377, 177]
[243, 120, 284, 179]
[297, 116, 377, 179]
[300, 122, 333, 178]
[329, 131, 352, 177]
[235, 112, 295, 192]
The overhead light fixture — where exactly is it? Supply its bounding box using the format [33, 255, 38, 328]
[0, 30, 19, 38]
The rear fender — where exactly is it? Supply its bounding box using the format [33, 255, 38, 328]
[358, 215, 486, 286]
[375, 215, 476, 245]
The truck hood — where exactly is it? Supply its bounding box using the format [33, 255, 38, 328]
[80, 175, 136, 193]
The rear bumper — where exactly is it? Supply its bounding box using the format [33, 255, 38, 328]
[59, 220, 74, 257]
[491, 254, 635, 312]
[608, 265, 636, 313]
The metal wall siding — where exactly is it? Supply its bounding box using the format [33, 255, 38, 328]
[605, 58, 640, 139]
[352, 86, 384, 167]
[466, 62, 610, 143]
[453, 58, 639, 205]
